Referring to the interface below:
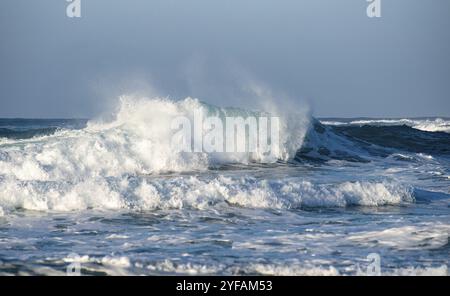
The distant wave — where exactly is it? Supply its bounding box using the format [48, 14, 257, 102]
[0, 127, 59, 139]
[332, 125, 450, 156]
[320, 118, 450, 133]
[0, 118, 86, 141]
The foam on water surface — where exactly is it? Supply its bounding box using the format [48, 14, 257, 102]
[0, 97, 449, 275]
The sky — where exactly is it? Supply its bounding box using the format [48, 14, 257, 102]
[0, 0, 449, 118]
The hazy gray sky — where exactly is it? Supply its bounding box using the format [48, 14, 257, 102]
[1, 0, 449, 118]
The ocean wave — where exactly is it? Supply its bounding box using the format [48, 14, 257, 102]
[296, 119, 379, 162]
[0, 173, 414, 214]
[0, 96, 444, 215]
[0, 96, 310, 180]
[332, 125, 450, 156]
[321, 118, 450, 133]
[0, 127, 60, 140]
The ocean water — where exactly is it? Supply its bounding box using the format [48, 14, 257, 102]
[0, 97, 449, 276]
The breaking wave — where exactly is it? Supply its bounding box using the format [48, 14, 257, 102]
[0, 175, 414, 213]
[0, 96, 308, 177]
[0, 96, 439, 215]
[0, 96, 313, 214]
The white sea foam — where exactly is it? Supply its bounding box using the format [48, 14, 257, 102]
[5, 257, 446, 276]
[248, 263, 340, 276]
[144, 259, 341, 276]
[412, 118, 450, 133]
[348, 223, 450, 250]
[101, 256, 131, 268]
[145, 261, 447, 276]
[106, 234, 130, 239]
[0, 173, 414, 214]
[386, 265, 448, 276]
[146, 259, 222, 275]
